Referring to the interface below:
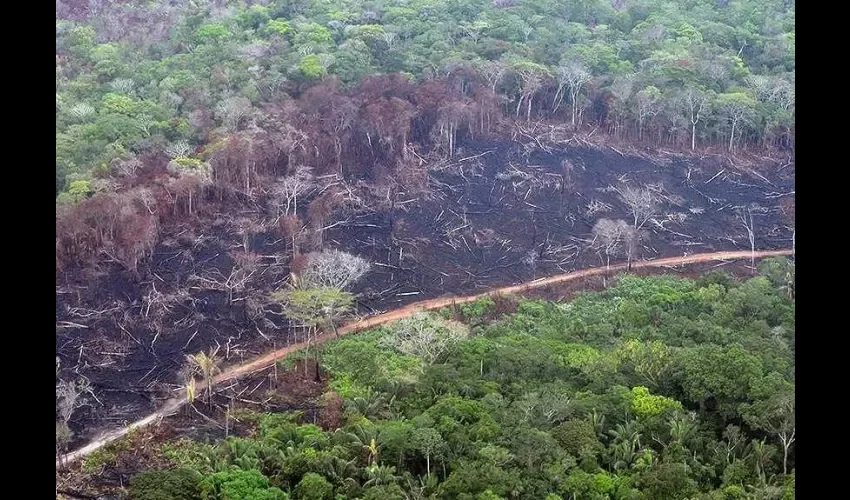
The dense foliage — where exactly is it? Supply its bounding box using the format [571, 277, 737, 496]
[128, 258, 796, 499]
[56, 0, 794, 200]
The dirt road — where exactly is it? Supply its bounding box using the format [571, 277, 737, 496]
[57, 248, 792, 468]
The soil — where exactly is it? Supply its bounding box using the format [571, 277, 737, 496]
[56, 140, 794, 462]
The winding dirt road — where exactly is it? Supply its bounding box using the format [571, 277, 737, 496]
[57, 248, 792, 469]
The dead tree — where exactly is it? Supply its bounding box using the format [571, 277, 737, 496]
[56, 421, 73, 459]
[56, 377, 97, 426]
[299, 249, 371, 291]
[622, 225, 646, 271]
[591, 218, 628, 271]
[738, 206, 756, 271]
[192, 251, 260, 305]
[270, 166, 316, 217]
[513, 63, 549, 122]
[681, 87, 708, 151]
[233, 217, 263, 254]
[279, 214, 308, 257]
[166, 155, 212, 216]
[435, 100, 473, 157]
[618, 185, 661, 230]
[522, 248, 540, 279]
[557, 61, 591, 127]
[636, 86, 661, 141]
[780, 196, 795, 259]
[560, 159, 576, 193]
[477, 60, 506, 93]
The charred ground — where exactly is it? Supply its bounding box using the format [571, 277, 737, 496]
[56, 139, 794, 449]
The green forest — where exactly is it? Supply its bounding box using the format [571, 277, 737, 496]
[115, 258, 795, 500]
[56, 0, 794, 202]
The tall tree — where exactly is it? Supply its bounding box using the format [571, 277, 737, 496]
[591, 218, 627, 270]
[557, 61, 591, 127]
[512, 61, 550, 122]
[271, 166, 316, 217]
[681, 87, 709, 151]
[618, 185, 661, 229]
[718, 92, 757, 151]
[636, 86, 662, 141]
[737, 205, 757, 271]
[411, 427, 446, 479]
[743, 389, 795, 475]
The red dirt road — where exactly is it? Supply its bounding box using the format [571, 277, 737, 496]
[57, 248, 792, 468]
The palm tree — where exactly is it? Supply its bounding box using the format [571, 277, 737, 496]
[590, 409, 606, 439]
[611, 441, 637, 471]
[323, 456, 360, 491]
[608, 419, 642, 452]
[608, 419, 643, 469]
[347, 389, 389, 420]
[186, 347, 222, 409]
[668, 413, 697, 446]
[185, 377, 197, 404]
[363, 464, 399, 487]
[340, 425, 381, 466]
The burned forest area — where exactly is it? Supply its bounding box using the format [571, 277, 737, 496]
[56, 131, 795, 452]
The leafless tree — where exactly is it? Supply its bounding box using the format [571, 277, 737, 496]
[608, 74, 636, 135]
[279, 214, 308, 257]
[513, 64, 549, 122]
[618, 185, 661, 229]
[560, 159, 577, 193]
[477, 60, 506, 92]
[635, 87, 661, 140]
[780, 197, 795, 259]
[557, 61, 591, 127]
[110, 78, 136, 95]
[299, 249, 371, 291]
[681, 87, 708, 151]
[192, 251, 261, 305]
[522, 248, 540, 279]
[745, 75, 774, 102]
[745, 391, 795, 475]
[216, 96, 253, 131]
[56, 377, 97, 425]
[141, 284, 191, 344]
[436, 100, 473, 157]
[112, 154, 144, 179]
[165, 140, 192, 159]
[622, 225, 646, 271]
[738, 206, 756, 271]
[770, 78, 795, 111]
[166, 156, 212, 215]
[233, 217, 263, 253]
[56, 421, 73, 458]
[746, 75, 795, 112]
[379, 313, 468, 365]
[721, 95, 755, 152]
[591, 218, 629, 270]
